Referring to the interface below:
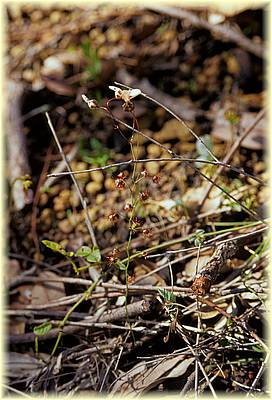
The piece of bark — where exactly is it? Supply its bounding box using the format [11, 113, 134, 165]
[7, 80, 33, 210]
[191, 240, 238, 296]
[191, 227, 266, 296]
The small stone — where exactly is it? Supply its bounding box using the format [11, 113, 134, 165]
[50, 10, 61, 24]
[41, 56, 65, 79]
[70, 189, 80, 208]
[56, 211, 66, 219]
[96, 193, 106, 205]
[145, 161, 159, 175]
[53, 198, 66, 212]
[49, 185, 61, 197]
[53, 190, 71, 211]
[147, 144, 161, 158]
[59, 219, 73, 234]
[90, 170, 104, 183]
[86, 207, 98, 222]
[31, 10, 43, 21]
[178, 142, 196, 153]
[154, 118, 193, 142]
[39, 192, 49, 206]
[104, 178, 116, 191]
[96, 218, 112, 232]
[22, 69, 34, 82]
[68, 112, 78, 124]
[73, 162, 90, 183]
[86, 181, 102, 195]
[60, 189, 71, 201]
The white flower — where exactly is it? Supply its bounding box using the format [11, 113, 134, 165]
[82, 95, 98, 108]
[109, 85, 141, 102]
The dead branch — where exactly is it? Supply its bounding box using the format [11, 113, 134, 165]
[147, 5, 264, 58]
[191, 225, 267, 296]
[9, 298, 152, 344]
[6, 80, 33, 210]
[191, 240, 238, 296]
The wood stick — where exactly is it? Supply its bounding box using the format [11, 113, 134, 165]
[7, 80, 33, 210]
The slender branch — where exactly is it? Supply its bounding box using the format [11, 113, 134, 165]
[45, 112, 98, 260]
[46, 156, 266, 186]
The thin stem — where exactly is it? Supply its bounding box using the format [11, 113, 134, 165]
[102, 112, 265, 224]
[196, 107, 266, 213]
[45, 112, 98, 248]
[115, 81, 219, 163]
[51, 278, 99, 356]
[46, 157, 266, 186]
[110, 85, 266, 223]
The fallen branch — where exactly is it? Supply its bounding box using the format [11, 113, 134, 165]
[191, 225, 266, 296]
[7, 80, 33, 210]
[147, 5, 264, 58]
[9, 298, 151, 344]
[191, 241, 237, 296]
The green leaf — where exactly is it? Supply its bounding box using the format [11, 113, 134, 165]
[76, 246, 92, 257]
[188, 229, 205, 245]
[42, 240, 67, 256]
[116, 260, 127, 270]
[90, 138, 103, 151]
[86, 247, 101, 263]
[252, 344, 264, 353]
[34, 322, 52, 336]
[158, 288, 176, 303]
[195, 135, 213, 167]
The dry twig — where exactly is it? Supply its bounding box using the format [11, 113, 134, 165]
[147, 5, 264, 58]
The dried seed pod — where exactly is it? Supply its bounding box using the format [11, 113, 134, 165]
[142, 228, 153, 238]
[122, 101, 134, 112]
[106, 247, 120, 265]
[114, 178, 125, 190]
[141, 169, 149, 178]
[139, 190, 149, 201]
[108, 212, 119, 223]
[152, 175, 161, 184]
[123, 203, 133, 213]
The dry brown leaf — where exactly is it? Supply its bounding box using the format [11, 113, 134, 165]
[183, 255, 211, 278]
[41, 76, 76, 96]
[31, 271, 66, 311]
[165, 357, 195, 378]
[183, 185, 222, 215]
[6, 352, 44, 378]
[211, 108, 265, 150]
[112, 354, 189, 395]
